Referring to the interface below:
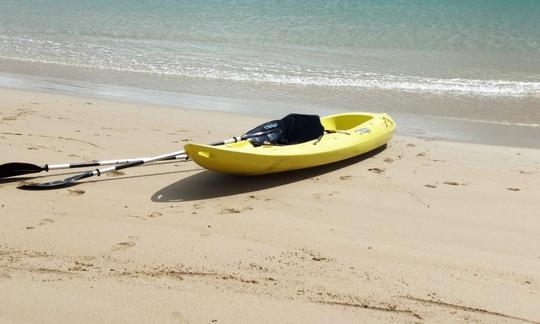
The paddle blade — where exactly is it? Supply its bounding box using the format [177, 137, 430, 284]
[0, 162, 45, 178]
[18, 171, 94, 190]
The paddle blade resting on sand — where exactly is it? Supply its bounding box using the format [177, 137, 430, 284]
[0, 162, 46, 178]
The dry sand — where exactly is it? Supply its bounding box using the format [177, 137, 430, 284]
[1, 88, 539, 323]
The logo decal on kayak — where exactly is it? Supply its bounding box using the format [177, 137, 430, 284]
[263, 122, 279, 130]
[355, 127, 370, 135]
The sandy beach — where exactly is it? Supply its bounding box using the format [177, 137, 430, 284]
[1, 88, 539, 323]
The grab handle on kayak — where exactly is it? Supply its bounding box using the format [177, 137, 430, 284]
[197, 151, 212, 159]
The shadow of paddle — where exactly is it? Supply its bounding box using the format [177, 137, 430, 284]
[151, 145, 387, 202]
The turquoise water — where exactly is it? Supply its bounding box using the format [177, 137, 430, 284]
[2, 0, 539, 93]
[1, 0, 540, 143]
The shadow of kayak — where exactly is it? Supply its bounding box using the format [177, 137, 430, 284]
[151, 145, 387, 202]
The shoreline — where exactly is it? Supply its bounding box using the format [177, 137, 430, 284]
[1, 87, 539, 323]
[1, 69, 540, 149]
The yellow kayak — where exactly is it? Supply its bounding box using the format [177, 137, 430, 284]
[184, 112, 396, 175]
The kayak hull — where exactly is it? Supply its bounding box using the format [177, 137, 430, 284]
[184, 112, 395, 175]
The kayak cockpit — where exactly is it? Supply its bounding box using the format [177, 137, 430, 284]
[321, 114, 374, 131]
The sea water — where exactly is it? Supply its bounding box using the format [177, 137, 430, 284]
[1, 0, 539, 145]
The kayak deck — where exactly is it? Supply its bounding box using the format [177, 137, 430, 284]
[184, 112, 395, 175]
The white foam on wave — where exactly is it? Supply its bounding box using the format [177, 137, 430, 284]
[2, 35, 540, 98]
[204, 70, 540, 97]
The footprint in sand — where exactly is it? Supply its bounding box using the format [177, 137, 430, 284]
[111, 241, 136, 251]
[1, 109, 35, 122]
[247, 195, 271, 202]
[339, 175, 352, 181]
[443, 181, 460, 186]
[313, 191, 340, 201]
[68, 189, 85, 196]
[383, 158, 394, 163]
[424, 184, 437, 188]
[107, 171, 125, 177]
[219, 207, 253, 215]
[38, 218, 55, 226]
[190, 203, 204, 215]
[220, 208, 240, 214]
[368, 167, 385, 174]
[0, 272, 12, 281]
[147, 211, 163, 218]
[507, 187, 521, 192]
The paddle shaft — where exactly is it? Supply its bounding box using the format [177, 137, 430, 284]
[0, 154, 187, 179]
[46, 154, 187, 171]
